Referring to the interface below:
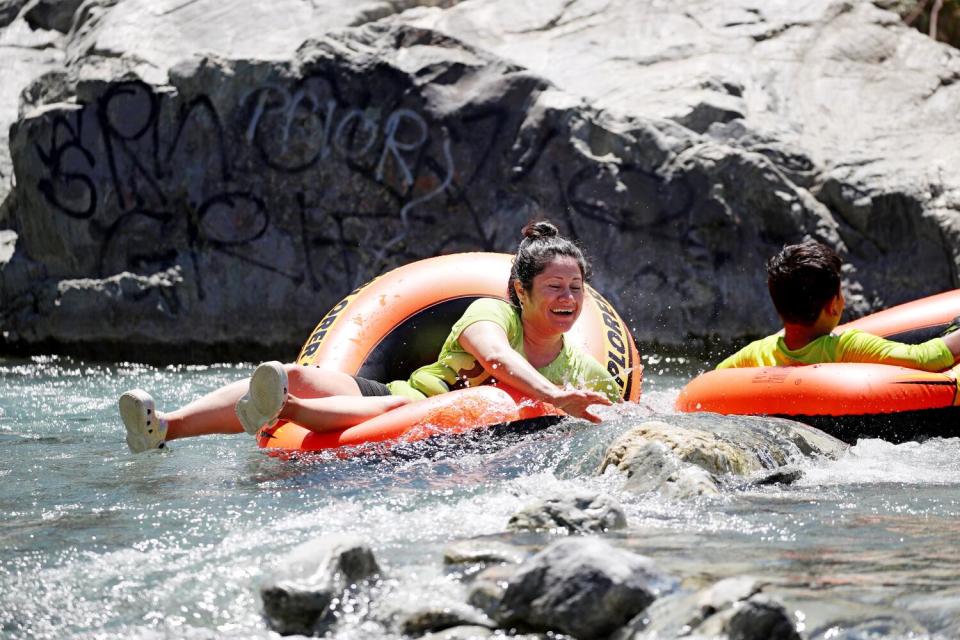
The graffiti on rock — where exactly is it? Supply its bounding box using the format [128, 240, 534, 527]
[27, 72, 704, 319]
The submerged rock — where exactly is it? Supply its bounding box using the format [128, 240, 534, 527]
[616, 577, 800, 640]
[400, 603, 495, 636]
[601, 414, 846, 498]
[724, 594, 802, 640]
[420, 625, 494, 640]
[466, 563, 518, 617]
[489, 537, 675, 639]
[259, 534, 380, 636]
[444, 538, 529, 568]
[507, 491, 627, 534]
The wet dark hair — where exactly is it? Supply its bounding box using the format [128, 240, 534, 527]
[766, 240, 842, 325]
[508, 220, 590, 307]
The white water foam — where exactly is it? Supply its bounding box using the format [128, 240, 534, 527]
[799, 437, 960, 486]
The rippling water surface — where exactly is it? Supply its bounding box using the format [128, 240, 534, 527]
[3, 355, 960, 639]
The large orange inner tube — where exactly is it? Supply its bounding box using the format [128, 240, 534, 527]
[258, 252, 642, 452]
[676, 289, 960, 442]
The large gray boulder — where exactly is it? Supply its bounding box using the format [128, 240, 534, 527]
[2, 14, 835, 359]
[488, 537, 675, 639]
[403, 0, 960, 324]
[1, 0, 959, 357]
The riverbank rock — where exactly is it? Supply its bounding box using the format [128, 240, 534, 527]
[600, 414, 847, 499]
[507, 491, 627, 534]
[1, 0, 960, 358]
[259, 534, 380, 636]
[486, 537, 676, 639]
[615, 576, 800, 640]
[402, 0, 960, 325]
[0, 12, 63, 209]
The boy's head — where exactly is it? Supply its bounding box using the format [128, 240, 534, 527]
[766, 240, 842, 326]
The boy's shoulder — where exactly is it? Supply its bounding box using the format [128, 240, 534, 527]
[715, 333, 782, 369]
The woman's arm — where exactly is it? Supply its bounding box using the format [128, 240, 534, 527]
[458, 321, 611, 423]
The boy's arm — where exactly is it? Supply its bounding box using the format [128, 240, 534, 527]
[837, 330, 955, 371]
[940, 330, 960, 362]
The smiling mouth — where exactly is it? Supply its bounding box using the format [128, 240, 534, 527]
[551, 309, 575, 316]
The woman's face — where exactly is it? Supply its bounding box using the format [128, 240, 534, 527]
[516, 255, 585, 336]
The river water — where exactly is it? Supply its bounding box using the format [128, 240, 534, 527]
[3, 354, 960, 639]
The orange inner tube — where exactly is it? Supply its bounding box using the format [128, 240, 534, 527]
[677, 289, 960, 418]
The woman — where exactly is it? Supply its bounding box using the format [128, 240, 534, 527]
[119, 221, 619, 452]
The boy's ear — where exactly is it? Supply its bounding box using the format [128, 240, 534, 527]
[825, 292, 843, 316]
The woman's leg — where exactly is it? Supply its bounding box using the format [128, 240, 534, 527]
[279, 394, 411, 434]
[163, 377, 249, 441]
[164, 364, 407, 440]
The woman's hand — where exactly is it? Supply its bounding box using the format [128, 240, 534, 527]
[549, 388, 611, 424]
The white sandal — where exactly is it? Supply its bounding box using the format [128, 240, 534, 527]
[119, 389, 168, 452]
[235, 361, 288, 435]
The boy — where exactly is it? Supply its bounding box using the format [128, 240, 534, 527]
[716, 240, 960, 370]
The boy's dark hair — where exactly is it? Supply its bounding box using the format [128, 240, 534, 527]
[508, 220, 590, 307]
[766, 240, 842, 325]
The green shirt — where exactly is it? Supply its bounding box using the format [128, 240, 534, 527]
[715, 329, 954, 371]
[387, 298, 620, 402]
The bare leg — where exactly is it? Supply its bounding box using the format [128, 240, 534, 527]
[280, 394, 411, 433]
[163, 364, 407, 440]
[164, 378, 249, 441]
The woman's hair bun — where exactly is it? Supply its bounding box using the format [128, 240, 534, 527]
[521, 220, 559, 241]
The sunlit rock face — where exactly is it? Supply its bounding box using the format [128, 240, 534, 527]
[1, 0, 958, 358]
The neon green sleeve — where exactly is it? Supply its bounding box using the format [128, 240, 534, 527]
[542, 345, 621, 403]
[836, 330, 955, 371]
[715, 336, 782, 369]
[575, 353, 621, 403]
[448, 298, 521, 348]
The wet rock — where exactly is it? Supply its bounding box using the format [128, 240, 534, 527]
[443, 539, 529, 567]
[616, 577, 801, 640]
[491, 537, 675, 639]
[605, 438, 722, 500]
[507, 491, 627, 534]
[807, 615, 928, 639]
[600, 414, 846, 498]
[0, 230, 14, 265]
[724, 594, 802, 640]
[778, 592, 928, 640]
[259, 534, 380, 636]
[751, 466, 804, 487]
[0, 0, 29, 28]
[400, 604, 495, 636]
[467, 564, 516, 617]
[897, 587, 960, 636]
[23, 0, 84, 33]
[614, 576, 764, 639]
